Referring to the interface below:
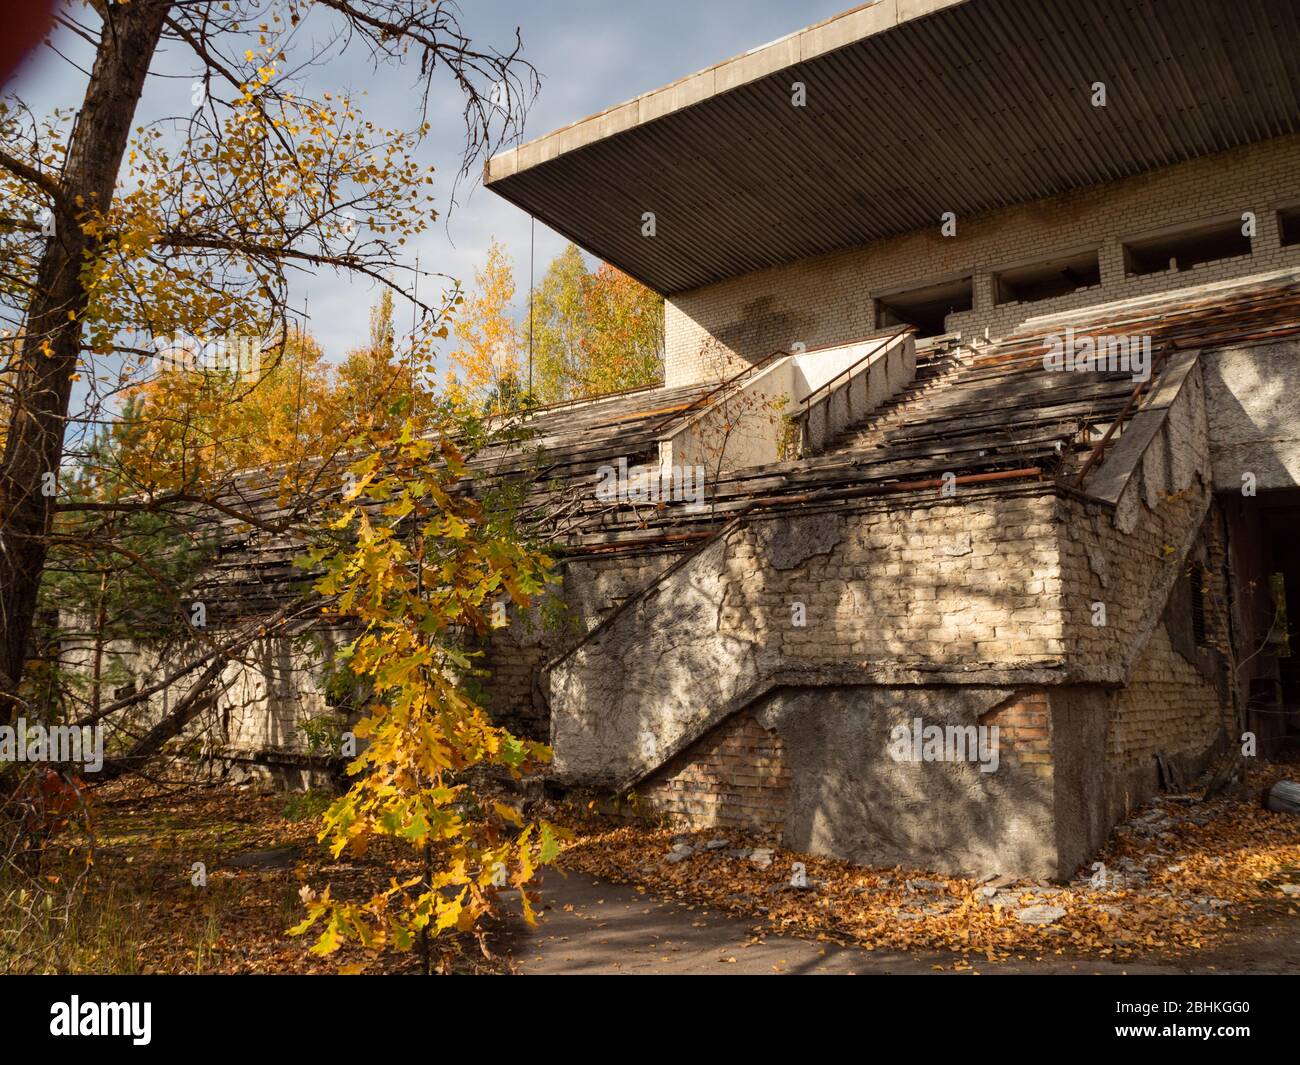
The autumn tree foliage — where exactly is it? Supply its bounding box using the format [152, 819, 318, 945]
[0, 0, 538, 718]
[113, 328, 328, 492]
[0, 0, 545, 947]
[20, 285, 425, 782]
[112, 293, 425, 504]
[449, 239, 664, 409]
[337, 289, 410, 425]
[446, 238, 523, 408]
[533, 243, 663, 403]
[291, 398, 561, 970]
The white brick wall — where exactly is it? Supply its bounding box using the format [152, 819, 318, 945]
[665, 135, 1300, 385]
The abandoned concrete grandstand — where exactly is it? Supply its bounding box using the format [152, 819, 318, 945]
[79, 0, 1300, 879]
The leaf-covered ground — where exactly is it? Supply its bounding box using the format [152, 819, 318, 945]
[4, 764, 1298, 973]
[551, 764, 1300, 968]
[1, 781, 509, 974]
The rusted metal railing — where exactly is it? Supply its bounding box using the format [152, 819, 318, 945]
[796, 325, 914, 415]
[1072, 341, 1177, 490]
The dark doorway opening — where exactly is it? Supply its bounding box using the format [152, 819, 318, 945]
[1223, 490, 1300, 757]
[1279, 204, 1300, 248]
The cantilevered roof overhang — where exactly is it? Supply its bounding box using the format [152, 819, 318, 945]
[485, 0, 1300, 296]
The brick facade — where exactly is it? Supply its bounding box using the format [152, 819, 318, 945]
[548, 431, 1237, 875]
[631, 688, 1068, 874]
[980, 690, 1052, 779]
[640, 712, 790, 836]
[717, 490, 1066, 675]
[665, 135, 1300, 385]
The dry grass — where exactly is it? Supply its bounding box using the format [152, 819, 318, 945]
[0, 780, 507, 974]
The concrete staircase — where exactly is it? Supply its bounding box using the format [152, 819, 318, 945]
[548, 519, 768, 790]
[820, 344, 969, 453]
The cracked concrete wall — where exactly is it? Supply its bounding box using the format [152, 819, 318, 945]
[551, 532, 765, 786]
[480, 550, 687, 742]
[753, 686, 1059, 879]
[549, 489, 1070, 790]
[1202, 340, 1300, 491]
[637, 684, 1099, 879]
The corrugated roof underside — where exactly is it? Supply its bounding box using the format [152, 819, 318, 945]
[488, 0, 1300, 294]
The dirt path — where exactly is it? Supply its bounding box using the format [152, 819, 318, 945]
[502, 869, 1300, 975]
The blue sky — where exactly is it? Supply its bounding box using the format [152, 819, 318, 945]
[9, 1, 850, 366]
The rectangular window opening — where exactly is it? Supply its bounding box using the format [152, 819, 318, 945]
[994, 249, 1101, 306]
[1123, 217, 1251, 277]
[1279, 204, 1300, 248]
[875, 276, 973, 339]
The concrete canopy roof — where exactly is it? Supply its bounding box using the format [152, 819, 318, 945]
[485, 0, 1300, 296]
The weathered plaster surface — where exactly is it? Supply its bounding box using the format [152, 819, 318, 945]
[1203, 341, 1300, 491]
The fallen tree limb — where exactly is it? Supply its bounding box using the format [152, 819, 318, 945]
[93, 655, 230, 783]
[72, 597, 329, 729]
